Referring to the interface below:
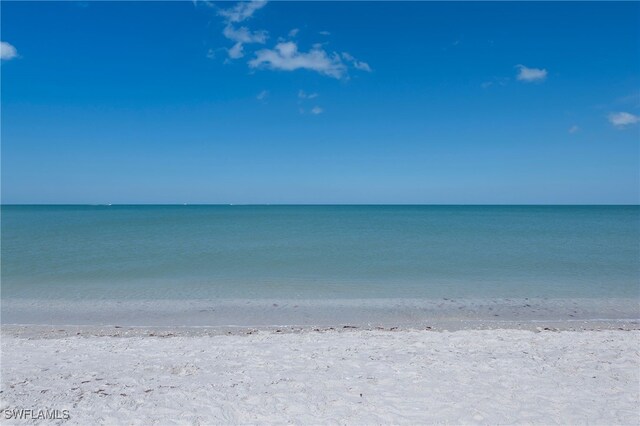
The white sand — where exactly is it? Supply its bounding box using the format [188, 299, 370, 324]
[1, 329, 639, 425]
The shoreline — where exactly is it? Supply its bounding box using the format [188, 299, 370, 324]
[2, 317, 640, 339]
[3, 297, 638, 329]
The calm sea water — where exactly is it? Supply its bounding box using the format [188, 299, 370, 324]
[2, 205, 638, 325]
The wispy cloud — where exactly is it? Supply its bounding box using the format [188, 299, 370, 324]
[481, 77, 509, 89]
[342, 52, 372, 72]
[222, 24, 268, 59]
[223, 25, 267, 44]
[218, 0, 267, 23]
[256, 90, 269, 101]
[319, 31, 331, 36]
[298, 90, 321, 115]
[298, 90, 318, 99]
[249, 41, 347, 79]
[515, 64, 547, 83]
[608, 112, 639, 128]
[212, 2, 370, 79]
[228, 42, 244, 59]
[0, 41, 18, 61]
[219, 1, 268, 59]
[192, 0, 215, 8]
[568, 125, 580, 134]
[353, 61, 372, 72]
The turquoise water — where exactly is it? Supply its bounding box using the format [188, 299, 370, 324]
[1, 205, 639, 325]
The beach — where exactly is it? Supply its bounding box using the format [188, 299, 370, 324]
[3, 0, 639, 423]
[1, 325, 639, 425]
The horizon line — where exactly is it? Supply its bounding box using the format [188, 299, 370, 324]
[2, 203, 639, 207]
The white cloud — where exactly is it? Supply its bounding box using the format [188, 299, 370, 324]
[342, 52, 372, 72]
[310, 106, 323, 115]
[608, 112, 640, 128]
[222, 24, 267, 59]
[256, 90, 269, 101]
[213, 2, 370, 79]
[218, 2, 268, 60]
[228, 42, 244, 59]
[353, 61, 372, 72]
[1, 41, 18, 60]
[568, 125, 580, 134]
[218, 0, 267, 23]
[515, 64, 547, 82]
[298, 90, 318, 99]
[319, 31, 331, 36]
[192, 0, 214, 8]
[223, 25, 267, 44]
[249, 41, 347, 79]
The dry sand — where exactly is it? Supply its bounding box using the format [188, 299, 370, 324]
[1, 328, 639, 425]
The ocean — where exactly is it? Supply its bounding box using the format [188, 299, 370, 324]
[2, 205, 638, 326]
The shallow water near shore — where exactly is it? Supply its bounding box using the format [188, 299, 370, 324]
[2, 205, 639, 326]
[2, 297, 639, 328]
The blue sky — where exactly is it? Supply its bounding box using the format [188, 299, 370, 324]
[1, 1, 639, 204]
